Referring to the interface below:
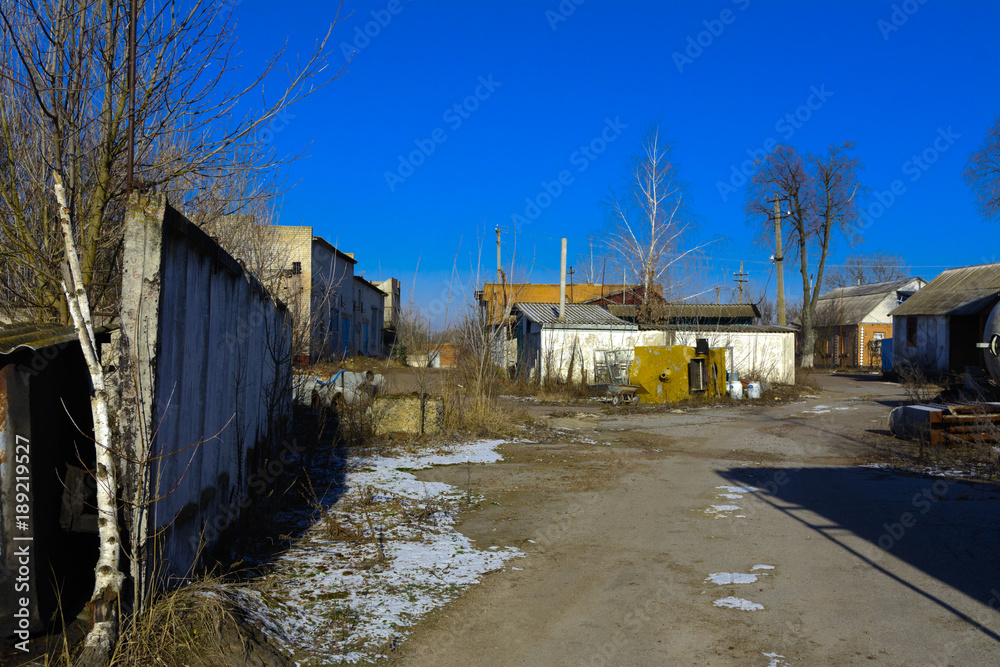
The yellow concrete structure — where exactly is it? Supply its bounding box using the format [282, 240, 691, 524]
[629, 345, 727, 403]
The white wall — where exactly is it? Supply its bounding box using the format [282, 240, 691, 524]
[671, 329, 795, 384]
[538, 326, 639, 383]
[892, 315, 949, 375]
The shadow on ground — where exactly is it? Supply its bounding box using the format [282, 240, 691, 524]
[719, 465, 1000, 640]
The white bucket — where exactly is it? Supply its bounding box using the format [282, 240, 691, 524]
[728, 381, 743, 399]
[746, 381, 761, 399]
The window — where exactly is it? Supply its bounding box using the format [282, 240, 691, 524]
[292, 261, 302, 275]
[873, 332, 884, 340]
[906, 317, 918, 347]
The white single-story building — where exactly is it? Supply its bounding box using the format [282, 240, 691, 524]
[511, 303, 661, 383]
[891, 262, 1000, 377]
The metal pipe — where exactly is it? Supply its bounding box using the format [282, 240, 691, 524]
[558, 238, 567, 322]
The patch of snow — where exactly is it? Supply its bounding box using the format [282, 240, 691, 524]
[713, 596, 764, 611]
[751, 564, 775, 571]
[763, 651, 789, 666]
[718, 493, 743, 500]
[717, 485, 758, 493]
[705, 572, 758, 584]
[705, 505, 740, 514]
[228, 439, 522, 664]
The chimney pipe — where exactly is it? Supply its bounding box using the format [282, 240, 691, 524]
[558, 238, 567, 322]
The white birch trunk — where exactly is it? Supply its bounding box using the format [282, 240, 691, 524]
[54, 174, 123, 660]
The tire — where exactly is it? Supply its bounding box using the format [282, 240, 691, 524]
[630, 395, 640, 405]
[612, 394, 622, 406]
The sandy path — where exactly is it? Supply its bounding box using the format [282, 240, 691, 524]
[392, 375, 1000, 666]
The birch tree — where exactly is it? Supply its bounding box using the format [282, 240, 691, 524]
[745, 142, 865, 367]
[602, 123, 704, 315]
[54, 173, 121, 663]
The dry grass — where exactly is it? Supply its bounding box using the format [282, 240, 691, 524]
[110, 576, 289, 667]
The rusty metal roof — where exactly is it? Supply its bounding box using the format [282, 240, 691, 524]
[0, 322, 114, 355]
[891, 263, 1000, 317]
[607, 303, 760, 321]
[513, 302, 633, 327]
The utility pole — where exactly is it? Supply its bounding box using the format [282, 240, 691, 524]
[771, 194, 787, 326]
[126, 0, 137, 193]
[496, 227, 502, 283]
[733, 261, 748, 304]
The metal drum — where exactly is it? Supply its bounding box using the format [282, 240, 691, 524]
[983, 301, 1000, 384]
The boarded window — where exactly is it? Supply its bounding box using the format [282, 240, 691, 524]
[906, 317, 918, 347]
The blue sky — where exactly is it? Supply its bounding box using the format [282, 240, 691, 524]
[232, 0, 1000, 325]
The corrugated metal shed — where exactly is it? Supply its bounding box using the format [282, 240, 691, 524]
[608, 303, 760, 322]
[0, 322, 116, 356]
[816, 278, 921, 325]
[891, 263, 1000, 317]
[514, 302, 632, 326]
[0, 322, 81, 355]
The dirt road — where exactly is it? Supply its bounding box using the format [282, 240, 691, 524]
[392, 374, 1000, 666]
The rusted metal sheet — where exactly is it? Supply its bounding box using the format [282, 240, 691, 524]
[0, 364, 42, 638]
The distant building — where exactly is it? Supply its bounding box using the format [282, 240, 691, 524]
[606, 303, 760, 326]
[273, 226, 387, 359]
[477, 283, 663, 325]
[375, 277, 402, 348]
[814, 277, 926, 367]
[354, 276, 386, 358]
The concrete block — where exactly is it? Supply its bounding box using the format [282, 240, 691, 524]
[374, 395, 444, 435]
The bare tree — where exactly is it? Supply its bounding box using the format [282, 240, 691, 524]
[53, 174, 122, 661]
[964, 115, 1000, 220]
[824, 251, 909, 288]
[602, 122, 706, 310]
[0, 0, 341, 324]
[753, 289, 776, 325]
[745, 142, 865, 367]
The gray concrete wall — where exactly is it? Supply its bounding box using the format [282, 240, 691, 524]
[355, 277, 385, 357]
[118, 194, 292, 587]
[311, 240, 355, 359]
